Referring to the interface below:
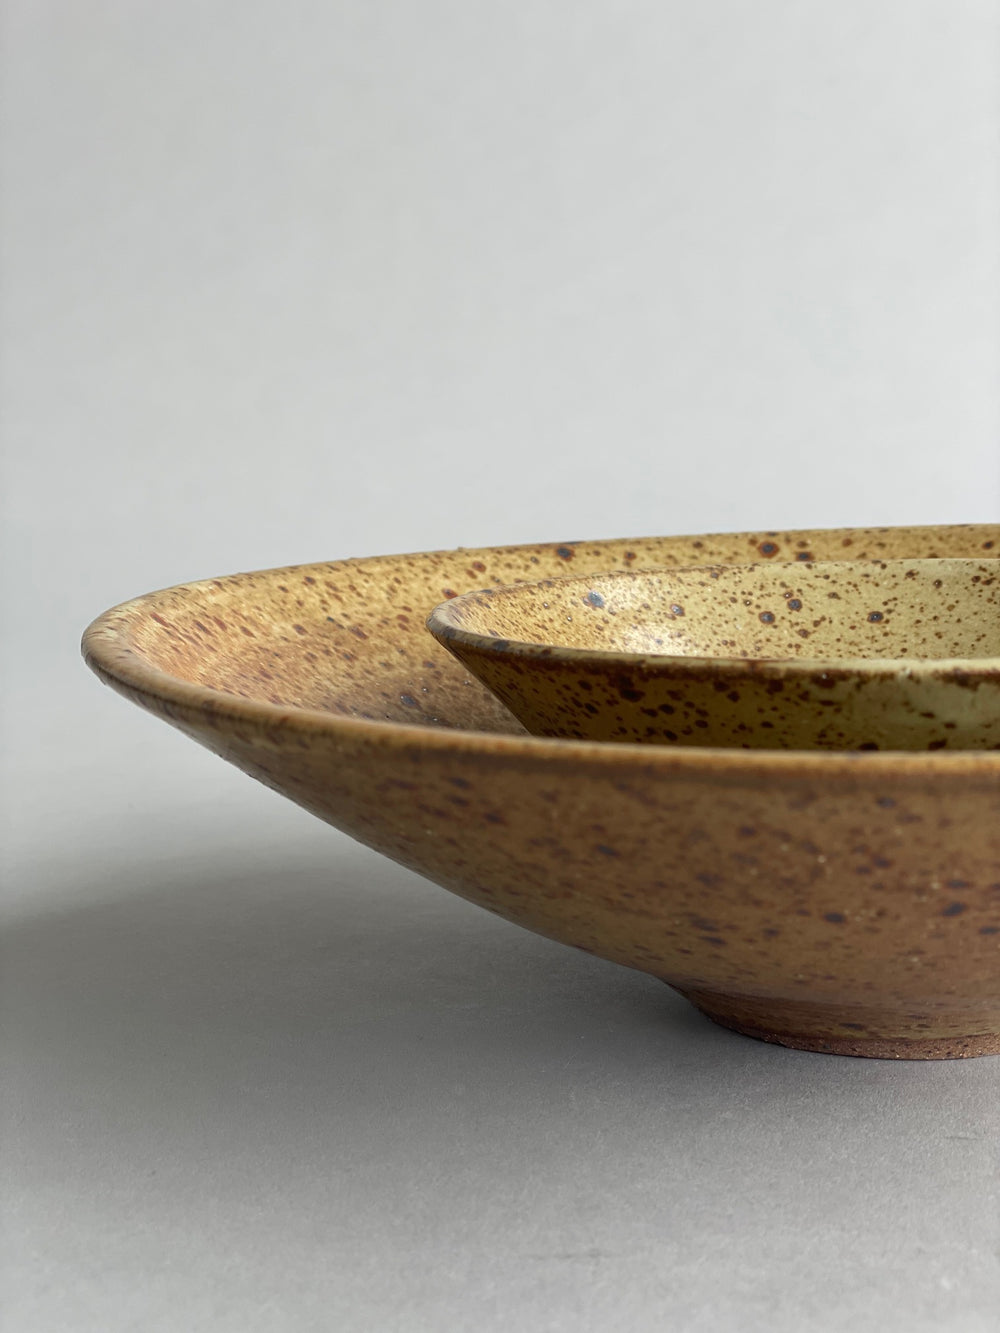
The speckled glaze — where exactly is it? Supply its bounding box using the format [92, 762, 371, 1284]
[83, 525, 1000, 1058]
[428, 559, 1000, 751]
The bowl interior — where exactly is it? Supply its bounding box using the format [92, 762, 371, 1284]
[432, 558, 1000, 667]
[89, 527, 999, 736]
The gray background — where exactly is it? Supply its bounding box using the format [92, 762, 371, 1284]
[2, 2, 999, 1330]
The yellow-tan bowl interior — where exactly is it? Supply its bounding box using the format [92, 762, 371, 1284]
[427, 558, 1000, 750]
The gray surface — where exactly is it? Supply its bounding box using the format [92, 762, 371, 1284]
[3, 2, 1000, 1330]
[5, 786, 1000, 1333]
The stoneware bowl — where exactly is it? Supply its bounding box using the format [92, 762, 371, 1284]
[427, 558, 1000, 751]
[83, 525, 1000, 1059]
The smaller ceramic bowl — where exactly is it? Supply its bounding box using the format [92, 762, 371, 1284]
[427, 559, 1000, 751]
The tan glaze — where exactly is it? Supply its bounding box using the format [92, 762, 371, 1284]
[83, 525, 1000, 1059]
[428, 559, 1000, 751]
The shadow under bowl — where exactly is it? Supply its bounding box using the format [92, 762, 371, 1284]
[427, 558, 1000, 751]
[83, 524, 1000, 1059]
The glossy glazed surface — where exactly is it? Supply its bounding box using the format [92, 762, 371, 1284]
[83, 525, 1000, 1057]
[429, 558, 1000, 750]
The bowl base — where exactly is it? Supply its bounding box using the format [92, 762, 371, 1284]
[675, 988, 1000, 1060]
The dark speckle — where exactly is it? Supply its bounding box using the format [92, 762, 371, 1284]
[400, 693, 420, 708]
[671, 604, 685, 617]
[758, 541, 779, 557]
[796, 551, 813, 561]
[689, 916, 720, 932]
[824, 912, 846, 924]
[787, 598, 802, 611]
[596, 844, 620, 857]
[584, 590, 605, 608]
[942, 902, 967, 917]
[877, 796, 896, 808]
[868, 611, 884, 623]
[759, 611, 776, 625]
[980, 926, 999, 935]
[556, 545, 575, 560]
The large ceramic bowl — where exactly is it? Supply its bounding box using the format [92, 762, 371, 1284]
[427, 559, 1000, 750]
[83, 525, 1000, 1059]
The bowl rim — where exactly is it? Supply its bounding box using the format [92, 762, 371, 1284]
[82, 526, 1000, 776]
[426, 557, 1000, 679]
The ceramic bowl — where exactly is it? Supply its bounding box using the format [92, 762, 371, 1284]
[427, 558, 1000, 751]
[83, 525, 1000, 1059]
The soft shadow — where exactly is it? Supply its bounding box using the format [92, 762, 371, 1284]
[5, 836, 992, 1167]
[7, 838, 999, 1333]
[4, 840, 708, 1097]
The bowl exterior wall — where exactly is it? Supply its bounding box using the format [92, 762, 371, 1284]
[94, 670, 1000, 1056]
[442, 640, 1000, 751]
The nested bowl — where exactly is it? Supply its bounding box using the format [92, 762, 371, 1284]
[83, 525, 1000, 1058]
[427, 558, 1000, 750]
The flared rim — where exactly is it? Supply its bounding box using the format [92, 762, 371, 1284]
[82, 527, 1000, 778]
